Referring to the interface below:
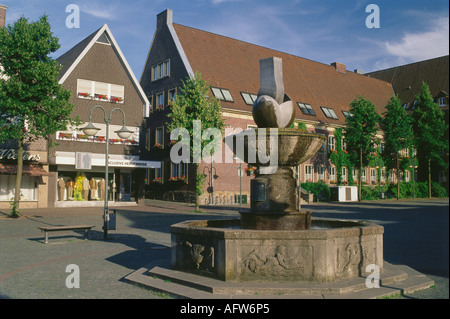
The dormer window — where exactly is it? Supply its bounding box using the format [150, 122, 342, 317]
[241, 92, 258, 105]
[298, 103, 316, 115]
[211, 87, 234, 102]
[342, 111, 353, 118]
[320, 107, 339, 120]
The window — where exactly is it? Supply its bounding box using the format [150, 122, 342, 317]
[405, 170, 410, 182]
[155, 127, 164, 149]
[0, 175, 38, 201]
[156, 92, 164, 110]
[342, 167, 348, 182]
[241, 92, 258, 105]
[320, 107, 339, 120]
[361, 169, 367, 183]
[147, 95, 153, 113]
[318, 166, 325, 181]
[211, 87, 234, 102]
[437, 97, 447, 107]
[151, 60, 170, 81]
[371, 169, 377, 184]
[305, 165, 313, 181]
[342, 138, 347, 150]
[329, 166, 336, 183]
[170, 162, 188, 182]
[168, 88, 177, 105]
[353, 168, 358, 182]
[328, 136, 336, 151]
[298, 103, 316, 115]
[342, 111, 353, 118]
[146, 163, 164, 184]
[76, 79, 124, 103]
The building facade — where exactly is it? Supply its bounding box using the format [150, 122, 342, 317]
[47, 24, 157, 207]
[140, 9, 396, 204]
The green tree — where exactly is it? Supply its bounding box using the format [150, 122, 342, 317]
[0, 16, 78, 217]
[411, 82, 448, 198]
[381, 95, 413, 200]
[344, 96, 381, 201]
[167, 73, 225, 211]
[329, 127, 348, 186]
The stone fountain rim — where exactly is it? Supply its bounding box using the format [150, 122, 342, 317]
[170, 217, 384, 240]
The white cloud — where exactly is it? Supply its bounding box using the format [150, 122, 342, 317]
[385, 17, 449, 61]
[79, 4, 117, 20]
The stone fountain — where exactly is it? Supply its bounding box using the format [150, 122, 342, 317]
[170, 57, 384, 283]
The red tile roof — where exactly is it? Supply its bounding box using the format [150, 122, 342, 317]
[173, 23, 394, 126]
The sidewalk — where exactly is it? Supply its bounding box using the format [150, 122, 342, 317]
[0, 199, 448, 299]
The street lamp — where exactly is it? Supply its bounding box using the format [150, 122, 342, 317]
[82, 105, 133, 239]
[409, 161, 418, 200]
[203, 154, 218, 205]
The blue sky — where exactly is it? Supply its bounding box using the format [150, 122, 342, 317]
[2, 0, 449, 77]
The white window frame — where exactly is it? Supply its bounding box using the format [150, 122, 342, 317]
[211, 87, 234, 102]
[437, 97, 446, 107]
[305, 165, 314, 182]
[329, 166, 336, 183]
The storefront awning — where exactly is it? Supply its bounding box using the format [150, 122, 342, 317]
[0, 163, 51, 176]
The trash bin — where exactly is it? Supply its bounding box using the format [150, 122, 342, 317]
[107, 210, 116, 230]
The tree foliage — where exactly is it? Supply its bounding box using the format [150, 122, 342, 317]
[344, 96, 380, 201]
[167, 72, 225, 209]
[329, 127, 349, 186]
[380, 95, 413, 199]
[0, 15, 78, 216]
[411, 82, 448, 197]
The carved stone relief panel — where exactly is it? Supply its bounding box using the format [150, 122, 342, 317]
[240, 244, 314, 281]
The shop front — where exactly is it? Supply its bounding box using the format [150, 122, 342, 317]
[49, 151, 160, 207]
[0, 148, 50, 209]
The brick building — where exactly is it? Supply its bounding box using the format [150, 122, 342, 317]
[140, 9, 395, 204]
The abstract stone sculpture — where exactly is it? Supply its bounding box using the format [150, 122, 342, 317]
[252, 57, 295, 128]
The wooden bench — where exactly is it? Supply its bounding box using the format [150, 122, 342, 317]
[38, 225, 95, 244]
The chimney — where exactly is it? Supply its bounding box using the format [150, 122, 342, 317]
[157, 9, 173, 29]
[0, 4, 7, 28]
[331, 62, 346, 74]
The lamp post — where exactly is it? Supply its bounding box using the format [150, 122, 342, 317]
[203, 155, 217, 205]
[409, 161, 418, 200]
[82, 105, 133, 239]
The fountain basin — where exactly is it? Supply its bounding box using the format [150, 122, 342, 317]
[231, 128, 326, 167]
[171, 218, 384, 283]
